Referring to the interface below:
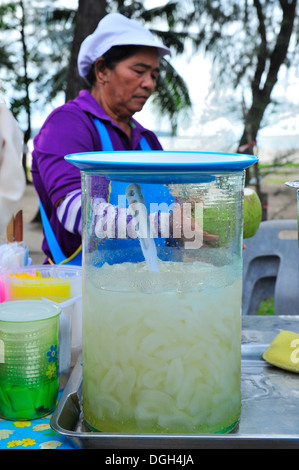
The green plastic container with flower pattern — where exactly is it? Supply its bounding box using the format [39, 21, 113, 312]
[0, 299, 61, 420]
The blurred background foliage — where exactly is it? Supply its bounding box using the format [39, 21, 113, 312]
[0, 0, 298, 186]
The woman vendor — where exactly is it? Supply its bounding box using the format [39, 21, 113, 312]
[31, 13, 171, 264]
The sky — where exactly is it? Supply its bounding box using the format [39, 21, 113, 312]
[137, 39, 299, 153]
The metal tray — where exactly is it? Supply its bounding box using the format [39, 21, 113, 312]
[51, 335, 299, 449]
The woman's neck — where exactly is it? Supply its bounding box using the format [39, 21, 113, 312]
[91, 88, 132, 140]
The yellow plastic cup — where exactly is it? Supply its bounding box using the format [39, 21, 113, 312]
[4, 266, 72, 299]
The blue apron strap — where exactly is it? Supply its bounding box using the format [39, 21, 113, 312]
[39, 199, 66, 264]
[94, 119, 114, 151]
[139, 136, 152, 150]
[94, 118, 152, 151]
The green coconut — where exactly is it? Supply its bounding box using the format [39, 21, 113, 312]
[202, 187, 262, 244]
[243, 187, 262, 239]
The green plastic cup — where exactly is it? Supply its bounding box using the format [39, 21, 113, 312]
[0, 299, 61, 420]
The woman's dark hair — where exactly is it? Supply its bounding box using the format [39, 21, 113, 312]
[86, 45, 141, 86]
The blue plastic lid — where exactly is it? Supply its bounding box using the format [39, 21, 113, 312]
[65, 151, 258, 183]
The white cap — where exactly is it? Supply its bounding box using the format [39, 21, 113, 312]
[78, 13, 171, 81]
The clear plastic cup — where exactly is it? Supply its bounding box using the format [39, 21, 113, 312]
[0, 299, 61, 420]
[3, 265, 81, 300]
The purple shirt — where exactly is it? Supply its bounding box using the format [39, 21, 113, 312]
[31, 90, 163, 262]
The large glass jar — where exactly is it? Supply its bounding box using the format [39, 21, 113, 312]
[66, 151, 258, 434]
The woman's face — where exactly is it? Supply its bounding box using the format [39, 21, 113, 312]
[95, 46, 160, 120]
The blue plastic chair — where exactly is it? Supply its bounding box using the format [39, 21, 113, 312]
[242, 219, 299, 315]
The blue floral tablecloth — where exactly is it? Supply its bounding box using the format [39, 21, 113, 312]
[0, 392, 75, 449]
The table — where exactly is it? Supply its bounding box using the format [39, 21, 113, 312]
[2, 316, 299, 449]
[0, 389, 75, 449]
[51, 315, 299, 449]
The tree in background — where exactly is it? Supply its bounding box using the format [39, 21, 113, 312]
[65, 0, 107, 102]
[0, 0, 75, 181]
[181, 0, 298, 189]
[0, 0, 191, 154]
[0, 0, 298, 183]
